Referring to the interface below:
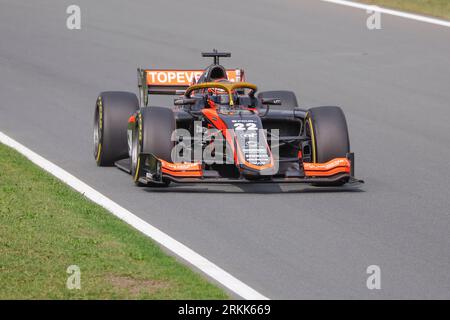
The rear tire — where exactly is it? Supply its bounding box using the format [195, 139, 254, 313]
[306, 106, 350, 186]
[94, 91, 139, 166]
[131, 107, 175, 186]
[257, 90, 298, 110]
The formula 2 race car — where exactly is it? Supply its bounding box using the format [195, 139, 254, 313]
[93, 50, 363, 187]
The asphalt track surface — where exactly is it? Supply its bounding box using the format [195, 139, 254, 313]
[1, 0, 449, 299]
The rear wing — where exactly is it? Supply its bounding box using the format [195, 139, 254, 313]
[137, 68, 245, 106]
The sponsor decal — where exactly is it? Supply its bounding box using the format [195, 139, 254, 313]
[145, 69, 241, 86]
[232, 119, 271, 167]
[160, 160, 201, 171]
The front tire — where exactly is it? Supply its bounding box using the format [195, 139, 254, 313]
[306, 106, 350, 186]
[131, 107, 175, 186]
[306, 106, 350, 163]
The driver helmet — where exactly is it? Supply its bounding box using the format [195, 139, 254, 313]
[207, 79, 238, 105]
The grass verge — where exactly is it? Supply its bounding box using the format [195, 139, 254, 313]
[0, 143, 228, 299]
[357, 0, 450, 20]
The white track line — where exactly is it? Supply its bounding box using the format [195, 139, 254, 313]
[320, 0, 450, 28]
[0, 131, 268, 300]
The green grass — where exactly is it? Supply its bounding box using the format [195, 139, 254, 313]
[0, 143, 228, 299]
[357, 0, 450, 20]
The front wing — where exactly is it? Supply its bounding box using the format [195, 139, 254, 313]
[115, 153, 364, 186]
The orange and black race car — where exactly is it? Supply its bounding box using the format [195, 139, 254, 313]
[93, 50, 363, 187]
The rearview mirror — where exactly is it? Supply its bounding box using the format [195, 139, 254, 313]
[174, 98, 197, 106]
[261, 98, 282, 105]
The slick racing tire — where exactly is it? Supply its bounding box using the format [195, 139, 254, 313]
[131, 107, 175, 186]
[306, 106, 350, 186]
[257, 90, 298, 110]
[94, 91, 139, 166]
